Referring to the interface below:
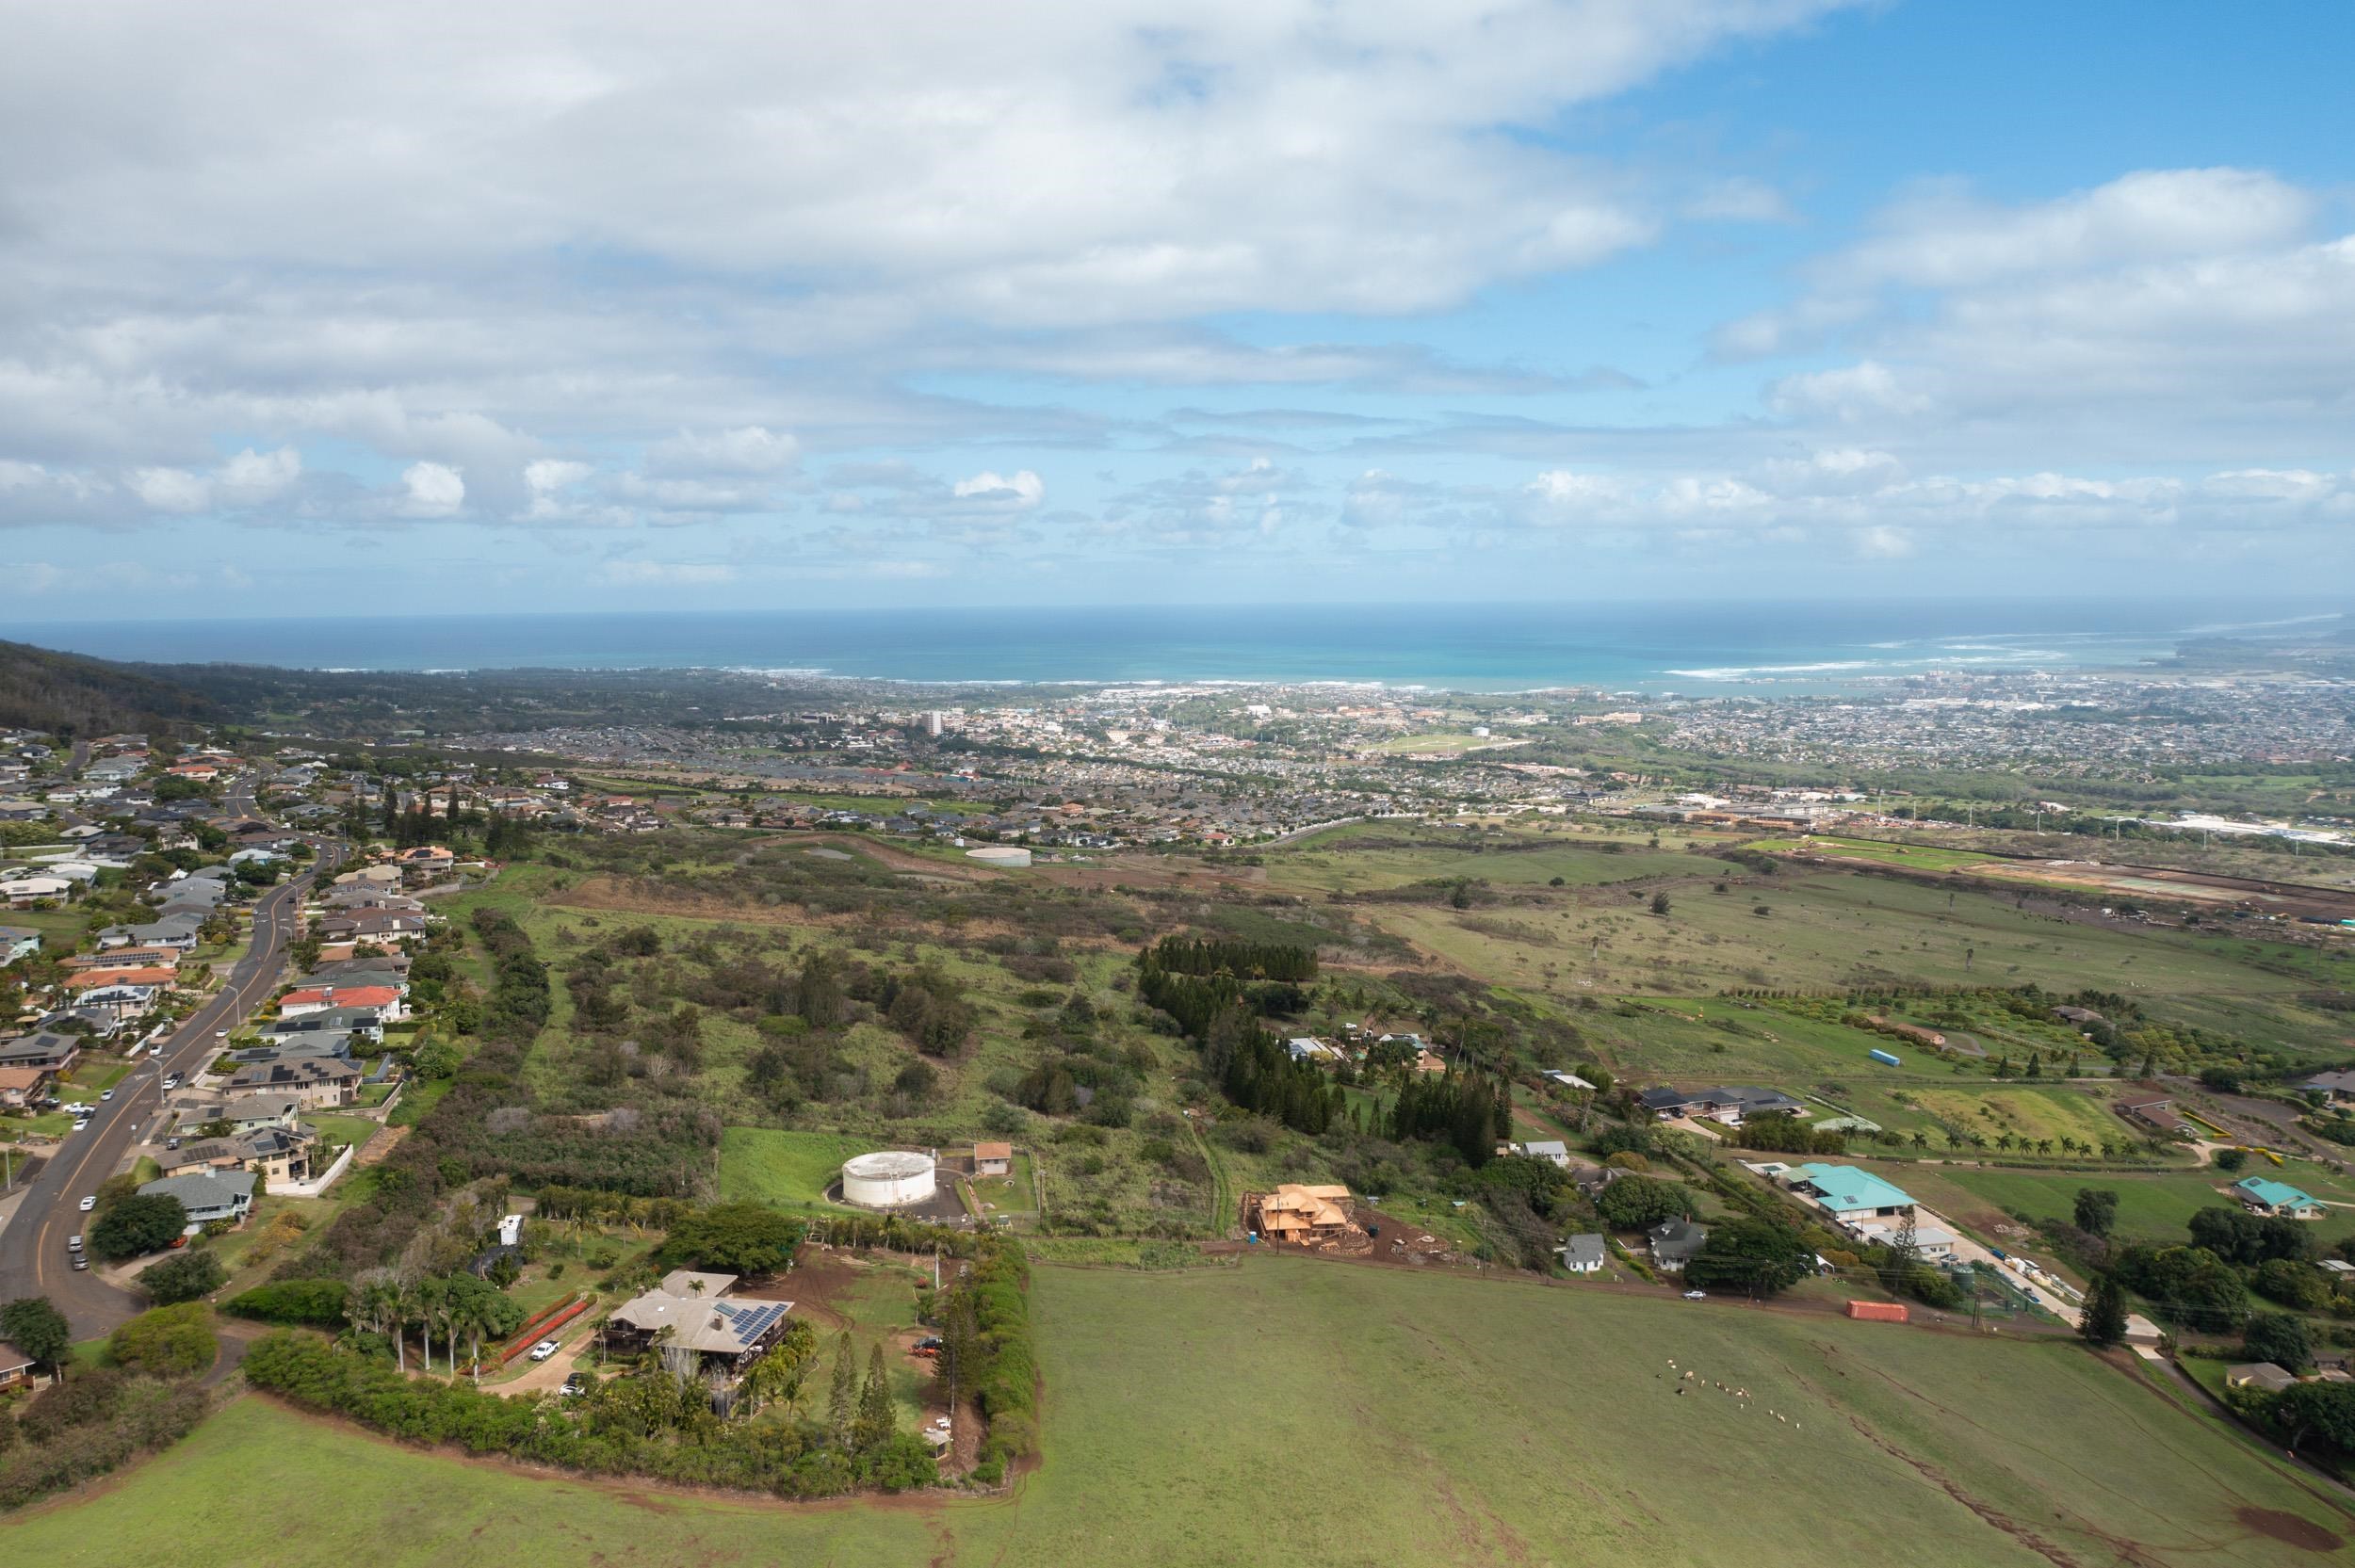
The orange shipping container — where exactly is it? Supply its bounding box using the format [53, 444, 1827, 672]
[1844, 1300, 1908, 1322]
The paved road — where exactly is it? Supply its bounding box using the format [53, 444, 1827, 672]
[0, 809, 341, 1336]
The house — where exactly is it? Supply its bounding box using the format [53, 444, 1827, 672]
[2233, 1176, 2325, 1220]
[279, 984, 406, 1022]
[1647, 1219, 1708, 1271]
[2299, 1070, 2355, 1106]
[169, 1093, 302, 1138]
[2053, 1005, 2108, 1028]
[1516, 1140, 1571, 1168]
[94, 913, 204, 950]
[222, 1057, 362, 1108]
[0, 1064, 53, 1108]
[1285, 1037, 1340, 1063]
[1249, 1184, 1358, 1243]
[0, 1031, 81, 1075]
[159, 1124, 317, 1188]
[0, 875, 73, 907]
[262, 1006, 385, 1043]
[64, 965, 179, 993]
[2113, 1090, 2176, 1125]
[0, 924, 39, 966]
[601, 1270, 796, 1377]
[973, 1140, 1013, 1177]
[394, 845, 456, 882]
[0, 1340, 40, 1392]
[1636, 1085, 1807, 1124]
[2226, 1363, 2298, 1394]
[138, 1169, 257, 1227]
[1855, 1221, 1957, 1260]
[1560, 1233, 1607, 1274]
[62, 946, 179, 971]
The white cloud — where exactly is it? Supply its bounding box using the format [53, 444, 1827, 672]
[951, 470, 1045, 509]
[217, 445, 301, 503]
[127, 466, 214, 513]
[398, 461, 466, 517]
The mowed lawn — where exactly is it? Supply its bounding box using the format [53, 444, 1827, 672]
[716, 1126, 883, 1208]
[12, 1258, 2349, 1565]
[1892, 1160, 2355, 1250]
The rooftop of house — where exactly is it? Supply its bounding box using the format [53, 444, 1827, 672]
[2235, 1176, 2318, 1208]
[138, 1169, 257, 1210]
[1793, 1163, 1915, 1213]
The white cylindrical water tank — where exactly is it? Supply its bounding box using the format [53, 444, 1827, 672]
[841, 1150, 935, 1208]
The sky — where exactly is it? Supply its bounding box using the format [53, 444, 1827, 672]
[1, 0, 2351, 617]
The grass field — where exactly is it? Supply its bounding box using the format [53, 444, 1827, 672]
[716, 1126, 883, 1207]
[11, 1258, 2348, 1565]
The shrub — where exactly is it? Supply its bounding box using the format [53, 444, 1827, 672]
[223, 1278, 350, 1326]
[139, 1250, 227, 1305]
[108, 1303, 217, 1379]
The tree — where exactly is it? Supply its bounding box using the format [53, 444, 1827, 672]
[2078, 1272, 2128, 1349]
[89, 1193, 187, 1260]
[1682, 1219, 1811, 1297]
[1648, 892, 1672, 917]
[140, 1249, 227, 1305]
[0, 1296, 71, 1369]
[1594, 1175, 1697, 1231]
[2072, 1188, 2119, 1239]
[657, 1203, 804, 1276]
[2212, 1147, 2248, 1172]
[852, 1342, 896, 1453]
[108, 1301, 217, 1377]
[2275, 1380, 2355, 1456]
[739, 1319, 819, 1414]
[2245, 1312, 2313, 1373]
[827, 1330, 857, 1440]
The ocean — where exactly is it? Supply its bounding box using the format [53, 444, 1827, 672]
[9, 599, 2345, 694]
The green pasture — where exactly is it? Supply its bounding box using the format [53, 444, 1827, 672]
[716, 1126, 882, 1208]
[9, 1258, 2348, 1565]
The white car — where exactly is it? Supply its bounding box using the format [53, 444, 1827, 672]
[528, 1339, 562, 1362]
[99, 1089, 113, 1102]
[72, 1119, 89, 1132]
[162, 1074, 181, 1090]
[78, 1194, 96, 1212]
[1681, 1289, 1707, 1301]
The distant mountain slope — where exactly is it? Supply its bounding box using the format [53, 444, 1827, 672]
[0, 638, 225, 737]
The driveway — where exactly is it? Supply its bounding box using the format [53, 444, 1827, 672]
[1924, 1206, 2083, 1331]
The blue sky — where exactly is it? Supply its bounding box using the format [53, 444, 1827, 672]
[2, 1, 2350, 618]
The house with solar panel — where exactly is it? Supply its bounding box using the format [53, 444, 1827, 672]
[600, 1270, 797, 1378]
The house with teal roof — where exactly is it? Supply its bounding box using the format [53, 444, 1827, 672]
[1786, 1163, 1916, 1224]
[2233, 1175, 2324, 1220]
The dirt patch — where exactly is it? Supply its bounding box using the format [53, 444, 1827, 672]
[353, 1124, 410, 1167]
[2236, 1506, 2345, 1552]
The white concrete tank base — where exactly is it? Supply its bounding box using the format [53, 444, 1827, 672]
[841, 1150, 937, 1208]
[965, 846, 1031, 868]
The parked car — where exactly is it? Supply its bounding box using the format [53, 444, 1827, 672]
[78, 1194, 96, 1211]
[560, 1373, 589, 1397]
[528, 1339, 561, 1362]
[912, 1335, 942, 1357]
[162, 1074, 180, 1090]
[167, 1137, 182, 1150]
[1681, 1289, 1707, 1301]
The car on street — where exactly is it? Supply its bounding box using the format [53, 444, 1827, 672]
[72, 1119, 89, 1132]
[78, 1194, 96, 1211]
[162, 1074, 180, 1090]
[528, 1339, 561, 1361]
[67, 1235, 82, 1252]
[71, 1255, 89, 1270]
[100, 1088, 113, 1101]
[1681, 1289, 1707, 1301]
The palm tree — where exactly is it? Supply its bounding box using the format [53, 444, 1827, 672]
[1996, 1133, 2015, 1153]
[2037, 1138, 2054, 1157]
[412, 1277, 444, 1376]
[1909, 1130, 1928, 1151]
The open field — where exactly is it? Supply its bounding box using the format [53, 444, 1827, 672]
[10, 1257, 2348, 1565]
[717, 1126, 881, 1208]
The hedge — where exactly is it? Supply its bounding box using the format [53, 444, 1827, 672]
[224, 1278, 351, 1326]
[495, 1294, 592, 1365]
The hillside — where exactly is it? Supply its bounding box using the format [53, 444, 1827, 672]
[0, 638, 223, 738]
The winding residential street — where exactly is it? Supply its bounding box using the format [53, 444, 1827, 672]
[0, 785, 341, 1337]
